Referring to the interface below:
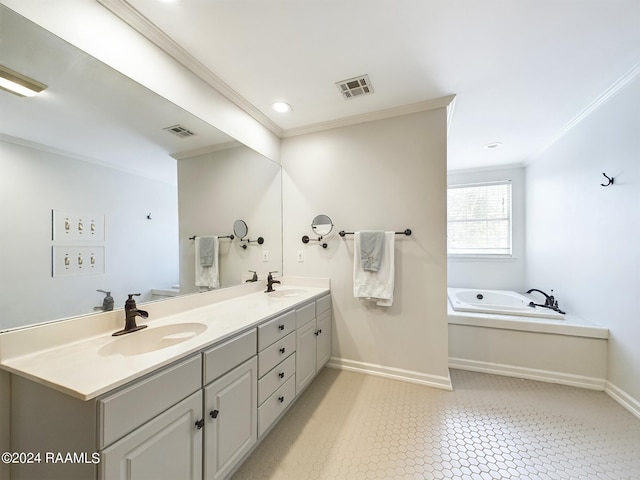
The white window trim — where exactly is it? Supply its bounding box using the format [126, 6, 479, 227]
[447, 180, 513, 257]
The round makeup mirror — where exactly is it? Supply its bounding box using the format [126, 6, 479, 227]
[233, 219, 248, 239]
[311, 214, 333, 237]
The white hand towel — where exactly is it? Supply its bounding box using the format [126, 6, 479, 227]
[353, 231, 395, 306]
[195, 236, 219, 289]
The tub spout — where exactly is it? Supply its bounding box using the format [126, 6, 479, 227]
[526, 288, 565, 314]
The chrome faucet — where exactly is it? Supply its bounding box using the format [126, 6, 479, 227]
[265, 271, 280, 293]
[113, 293, 149, 336]
[526, 288, 565, 314]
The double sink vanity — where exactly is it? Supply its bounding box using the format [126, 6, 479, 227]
[0, 278, 331, 480]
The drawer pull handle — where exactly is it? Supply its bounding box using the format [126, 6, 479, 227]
[278, 395, 285, 403]
[278, 324, 285, 331]
[210, 409, 219, 419]
[280, 347, 286, 354]
[279, 372, 285, 379]
[195, 419, 205, 430]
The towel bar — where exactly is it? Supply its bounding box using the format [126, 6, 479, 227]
[189, 234, 235, 240]
[339, 228, 412, 237]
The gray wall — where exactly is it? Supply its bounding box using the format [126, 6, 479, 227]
[282, 109, 450, 386]
[525, 75, 640, 404]
[0, 139, 179, 331]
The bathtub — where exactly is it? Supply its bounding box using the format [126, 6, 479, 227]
[447, 287, 565, 320]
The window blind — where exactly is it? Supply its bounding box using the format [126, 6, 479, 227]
[447, 181, 512, 255]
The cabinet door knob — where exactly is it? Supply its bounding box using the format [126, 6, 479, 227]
[278, 324, 285, 331]
[280, 347, 286, 354]
[195, 419, 205, 430]
[278, 396, 285, 403]
[279, 372, 285, 379]
[210, 409, 219, 419]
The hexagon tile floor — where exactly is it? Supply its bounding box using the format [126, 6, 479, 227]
[232, 368, 640, 480]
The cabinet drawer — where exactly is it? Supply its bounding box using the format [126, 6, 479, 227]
[258, 310, 295, 351]
[296, 301, 315, 329]
[203, 329, 257, 385]
[98, 355, 201, 448]
[316, 294, 331, 316]
[258, 353, 296, 405]
[258, 376, 296, 437]
[258, 331, 296, 378]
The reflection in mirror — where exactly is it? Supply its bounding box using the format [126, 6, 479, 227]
[0, 5, 282, 331]
[233, 220, 249, 239]
[311, 214, 334, 236]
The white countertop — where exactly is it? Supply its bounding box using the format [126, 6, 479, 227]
[0, 281, 329, 401]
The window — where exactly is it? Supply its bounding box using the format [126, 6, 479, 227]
[447, 181, 512, 256]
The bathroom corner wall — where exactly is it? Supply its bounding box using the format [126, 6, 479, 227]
[282, 109, 450, 388]
[0, 370, 9, 480]
[525, 74, 640, 411]
[447, 165, 526, 291]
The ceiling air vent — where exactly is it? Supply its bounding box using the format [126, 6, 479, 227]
[163, 124, 196, 138]
[335, 74, 373, 99]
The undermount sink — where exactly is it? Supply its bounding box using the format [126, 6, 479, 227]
[99, 322, 208, 357]
[267, 288, 307, 299]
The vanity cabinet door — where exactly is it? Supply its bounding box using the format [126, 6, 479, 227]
[316, 310, 332, 369]
[204, 356, 257, 480]
[296, 319, 317, 393]
[100, 391, 203, 480]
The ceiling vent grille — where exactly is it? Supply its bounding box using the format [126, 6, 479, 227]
[336, 74, 373, 99]
[163, 124, 196, 138]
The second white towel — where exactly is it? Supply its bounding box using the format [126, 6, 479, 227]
[353, 231, 395, 306]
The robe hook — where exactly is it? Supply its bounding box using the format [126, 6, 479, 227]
[600, 173, 614, 187]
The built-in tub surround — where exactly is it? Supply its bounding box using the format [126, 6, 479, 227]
[448, 299, 609, 391]
[0, 277, 329, 400]
[448, 287, 565, 319]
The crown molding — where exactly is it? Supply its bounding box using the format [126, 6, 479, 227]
[97, 0, 284, 138]
[281, 94, 457, 138]
[526, 60, 640, 165]
[0, 133, 176, 185]
[171, 140, 244, 160]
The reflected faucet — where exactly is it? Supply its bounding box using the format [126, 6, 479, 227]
[245, 270, 258, 282]
[113, 293, 149, 336]
[526, 288, 565, 314]
[265, 271, 280, 293]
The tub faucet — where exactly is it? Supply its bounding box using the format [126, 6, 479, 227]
[265, 271, 280, 293]
[526, 288, 565, 314]
[113, 293, 149, 336]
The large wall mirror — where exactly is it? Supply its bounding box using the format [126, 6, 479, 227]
[0, 5, 282, 331]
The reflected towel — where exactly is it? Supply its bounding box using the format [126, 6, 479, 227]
[353, 231, 395, 306]
[359, 231, 385, 272]
[195, 236, 219, 289]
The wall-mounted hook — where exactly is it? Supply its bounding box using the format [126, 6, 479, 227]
[601, 173, 614, 187]
[146, 213, 152, 220]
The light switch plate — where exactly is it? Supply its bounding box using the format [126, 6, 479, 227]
[52, 210, 105, 242]
[52, 246, 105, 277]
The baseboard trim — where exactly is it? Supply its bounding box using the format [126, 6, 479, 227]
[448, 357, 606, 391]
[605, 381, 640, 420]
[326, 357, 452, 391]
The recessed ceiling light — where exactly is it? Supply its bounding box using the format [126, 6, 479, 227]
[484, 142, 503, 150]
[271, 102, 292, 113]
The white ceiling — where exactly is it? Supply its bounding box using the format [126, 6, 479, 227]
[108, 0, 640, 171]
